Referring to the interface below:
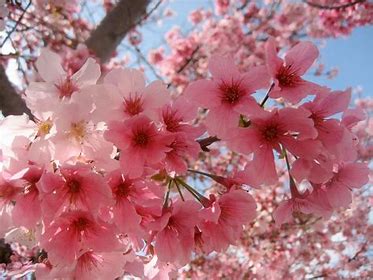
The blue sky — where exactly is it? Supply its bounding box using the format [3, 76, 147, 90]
[314, 26, 373, 97]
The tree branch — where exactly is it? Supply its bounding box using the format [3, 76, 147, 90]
[197, 136, 220, 152]
[304, 0, 366, 10]
[85, 0, 151, 63]
[0, 65, 31, 116]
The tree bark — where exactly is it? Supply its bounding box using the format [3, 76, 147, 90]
[86, 0, 150, 63]
[0, 0, 151, 116]
[0, 65, 31, 116]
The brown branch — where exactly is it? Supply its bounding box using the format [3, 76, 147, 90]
[304, 0, 366, 10]
[167, 46, 200, 88]
[348, 242, 367, 262]
[0, 0, 32, 48]
[85, 0, 151, 63]
[197, 136, 220, 152]
[133, 45, 164, 81]
[0, 65, 31, 116]
[175, 46, 200, 74]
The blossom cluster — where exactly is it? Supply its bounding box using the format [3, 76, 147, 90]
[0, 38, 369, 279]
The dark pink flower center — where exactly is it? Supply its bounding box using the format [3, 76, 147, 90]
[67, 179, 81, 193]
[219, 80, 246, 105]
[72, 217, 92, 232]
[261, 124, 280, 142]
[132, 131, 150, 147]
[114, 180, 133, 199]
[310, 113, 324, 127]
[0, 183, 19, 201]
[55, 78, 79, 98]
[276, 65, 301, 88]
[162, 107, 182, 132]
[124, 94, 144, 116]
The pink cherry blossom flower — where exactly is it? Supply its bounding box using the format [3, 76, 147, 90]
[265, 38, 328, 103]
[152, 200, 201, 265]
[273, 189, 332, 227]
[185, 55, 269, 137]
[158, 95, 203, 138]
[302, 88, 356, 162]
[163, 132, 201, 174]
[39, 164, 112, 220]
[35, 249, 131, 280]
[26, 48, 100, 112]
[40, 210, 119, 265]
[325, 162, 369, 208]
[0, 175, 21, 209]
[198, 190, 256, 253]
[104, 115, 173, 178]
[10, 166, 43, 229]
[103, 68, 170, 121]
[106, 169, 159, 239]
[228, 107, 320, 187]
[50, 100, 113, 163]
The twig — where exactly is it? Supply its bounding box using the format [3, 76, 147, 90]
[304, 0, 366, 10]
[260, 82, 275, 107]
[196, 136, 220, 152]
[133, 45, 165, 81]
[1, 0, 32, 48]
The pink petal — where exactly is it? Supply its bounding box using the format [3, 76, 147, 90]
[342, 108, 366, 129]
[208, 55, 240, 81]
[104, 68, 145, 93]
[265, 37, 283, 77]
[233, 95, 263, 117]
[184, 79, 220, 108]
[205, 106, 240, 138]
[36, 48, 65, 82]
[326, 184, 352, 208]
[285, 41, 318, 76]
[72, 57, 101, 87]
[338, 163, 369, 189]
[241, 65, 270, 91]
[318, 89, 351, 117]
[282, 137, 322, 160]
[225, 128, 261, 155]
[273, 200, 293, 227]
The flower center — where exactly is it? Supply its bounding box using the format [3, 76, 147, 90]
[67, 180, 81, 193]
[69, 121, 86, 142]
[162, 107, 182, 132]
[133, 131, 149, 147]
[37, 120, 52, 136]
[55, 78, 79, 98]
[310, 113, 324, 127]
[276, 65, 300, 87]
[124, 94, 144, 116]
[0, 183, 18, 201]
[219, 80, 245, 105]
[115, 181, 132, 198]
[262, 125, 279, 142]
[72, 217, 91, 232]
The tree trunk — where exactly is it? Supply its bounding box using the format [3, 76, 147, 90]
[0, 65, 31, 116]
[86, 0, 150, 63]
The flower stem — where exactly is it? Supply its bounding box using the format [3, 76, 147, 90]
[163, 179, 172, 208]
[187, 169, 218, 180]
[260, 82, 275, 107]
[175, 177, 207, 203]
[174, 179, 185, 201]
[282, 147, 301, 198]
